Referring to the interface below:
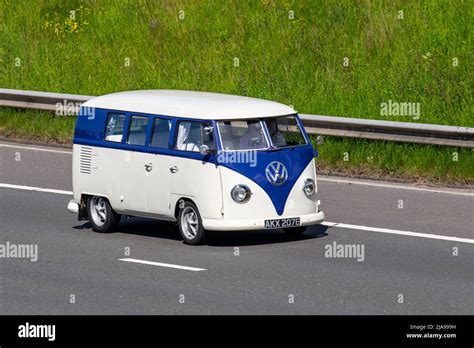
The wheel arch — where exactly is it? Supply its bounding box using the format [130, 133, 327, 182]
[173, 197, 198, 219]
[80, 193, 114, 220]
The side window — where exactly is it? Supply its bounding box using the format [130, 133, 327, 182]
[150, 118, 172, 148]
[104, 113, 126, 142]
[175, 121, 215, 152]
[127, 116, 149, 146]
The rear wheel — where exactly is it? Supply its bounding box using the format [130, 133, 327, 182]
[177, 201, 206, 245]
[283, 226, 307, 236]
[87, 196, 120, 233]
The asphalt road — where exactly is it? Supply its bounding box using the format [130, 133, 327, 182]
[0, 141, 473, 314]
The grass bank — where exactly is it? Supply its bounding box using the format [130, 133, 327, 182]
[0, 0, 472, 183]
[0, 0, 472, 126]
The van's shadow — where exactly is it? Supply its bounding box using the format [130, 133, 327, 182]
[205, 225, 329, 247]
[74, 217, 329, 247]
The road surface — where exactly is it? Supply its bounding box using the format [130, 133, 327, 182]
[0, 141, 473, 314]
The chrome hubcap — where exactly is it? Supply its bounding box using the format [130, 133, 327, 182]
[180, 206, 199, 240]
[90, 197, 107, 227]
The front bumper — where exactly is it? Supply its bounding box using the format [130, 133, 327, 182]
[67, 200, 79, 214]
[202, 211, 325, 231]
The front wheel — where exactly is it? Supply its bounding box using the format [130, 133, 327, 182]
[87, 196, 120, 233]
[283, 226, 307, 236]
[177, 201, 206, 245]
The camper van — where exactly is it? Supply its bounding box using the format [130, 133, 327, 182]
[68, 90, 324, 244]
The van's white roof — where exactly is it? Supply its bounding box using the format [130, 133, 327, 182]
[82, 90, 296, 119]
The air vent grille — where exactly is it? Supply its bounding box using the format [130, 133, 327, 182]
[79, 146, 92, 174]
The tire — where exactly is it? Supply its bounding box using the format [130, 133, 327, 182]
[283, 226, 307, 236]
[87, 196, 120, 233]
[177, 201, 206, 245]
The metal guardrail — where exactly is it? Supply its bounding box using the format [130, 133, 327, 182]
[1, 88, 473, 148]
[0, 88, 93, 112]
[299, 114, 474, 148]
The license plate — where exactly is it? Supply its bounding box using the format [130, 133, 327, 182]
[264, 217, 301, 229]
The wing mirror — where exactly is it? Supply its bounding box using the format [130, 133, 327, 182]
[199, 144, 210, 155]
[316, 135, 324, 145]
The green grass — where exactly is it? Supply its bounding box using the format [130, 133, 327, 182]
[0, 0, 472, 183]
[0, 108, 75, 144]
[0, 0, 472, 126]
[315, 136, 473, 184]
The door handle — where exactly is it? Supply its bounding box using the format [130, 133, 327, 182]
[170, 166, 178, 173]
[144, 163, 153, 172]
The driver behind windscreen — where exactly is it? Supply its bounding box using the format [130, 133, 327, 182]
[239, 121, 264, 149]
[266, 119, 287, 147]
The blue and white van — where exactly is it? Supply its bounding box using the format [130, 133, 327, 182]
[68, 90, 324, 244]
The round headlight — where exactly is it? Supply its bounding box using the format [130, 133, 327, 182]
[302, 179, 315, 197]
[231, 185, 251, 203]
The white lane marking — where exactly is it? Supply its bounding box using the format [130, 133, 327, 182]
[322, 221, 474, 244]
[119, 258, 206, 271]
[0, 143, 72, 154]
[1, 182, 472, 245]
[318, 177, 474, 196]
[0, 183, 72, 195]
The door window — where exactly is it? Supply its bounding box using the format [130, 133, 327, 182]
[175, 121, 215, 152]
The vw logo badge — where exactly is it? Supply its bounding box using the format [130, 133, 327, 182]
[265, 161, 288, 186]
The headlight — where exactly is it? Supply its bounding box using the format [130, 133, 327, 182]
[231, 185, 251, 203]
[302, 178, 315, 197]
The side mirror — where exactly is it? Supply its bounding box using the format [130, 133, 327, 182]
[316, 135, 324, 145]
[199, 144, 210, 155]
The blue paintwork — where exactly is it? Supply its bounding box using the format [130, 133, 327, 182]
[74, 107, 317, 215]
[74, 107, 218, 162]
[217, 146, 314, 215]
